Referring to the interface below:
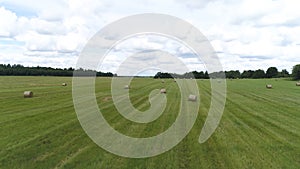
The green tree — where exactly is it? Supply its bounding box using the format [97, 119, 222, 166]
[204, 71, 209, 79]
[241, 70, 254, 78]
[154, 72, 173, 79]
[278, 69, 289, 78]
[191, 71, 205, 79]
[292, 64, 300, 80]
[266, 67, 278, 78]
[225, 70, 241, 79]
[252, 69, 265, 79]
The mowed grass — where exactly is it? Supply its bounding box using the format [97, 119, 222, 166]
[0, 76, 299, 169]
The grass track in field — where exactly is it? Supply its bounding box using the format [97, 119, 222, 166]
[0, 76, 299, 168]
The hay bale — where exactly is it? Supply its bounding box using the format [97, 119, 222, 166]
[160, 89, 166, 94]
[188, 94, 197, 101]
[296, 82, 300, 86]
[24, 91, 33, 98]
[162, 80, 165, 83]
[124, 85, 130, 89]
[266, 84, 272, 89]
[62, 83, 67, 86]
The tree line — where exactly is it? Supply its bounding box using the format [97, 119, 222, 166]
[154, 65, 300, 80]
[1, 64, 300, 80]
[0, 64, 114, 77]
[154, 71, 210, 79]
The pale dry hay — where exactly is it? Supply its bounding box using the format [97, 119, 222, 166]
[266, 84, 272, 89]
[160, 89, 166, 94]
[24, 91, 33, 98]
[188, 94, 197, 101]
[102, 96, 112, 102]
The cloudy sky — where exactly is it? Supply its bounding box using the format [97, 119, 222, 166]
[0, 0, 300, 75]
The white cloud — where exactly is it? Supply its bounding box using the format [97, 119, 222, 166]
[0, 0, 299, 73]
[0, 7, 18, 37]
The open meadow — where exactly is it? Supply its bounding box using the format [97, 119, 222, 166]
[0, 76, 299, 169]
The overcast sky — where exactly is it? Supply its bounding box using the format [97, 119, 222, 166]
[0, 0, 300, 74]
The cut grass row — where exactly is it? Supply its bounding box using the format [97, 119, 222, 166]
[0, 76, 299, 168]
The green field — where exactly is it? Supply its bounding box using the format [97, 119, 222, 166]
[0, 76, 299, 169]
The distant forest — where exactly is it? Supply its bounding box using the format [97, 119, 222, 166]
[154, 67, 292, 79]
[0, 64, 114, 77]
[1, 64, 300, 80]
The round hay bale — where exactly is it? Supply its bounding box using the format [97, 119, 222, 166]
[296, 82, 300, 86]
[160, 89, 166, 94]
[24, 91, 33, 98]
[266, 84, 272, 89]
[162, 80, 165, 83]
[124, 85, 130, 89]
[188, 94, 197, 101]
[62, 83, 67, 86]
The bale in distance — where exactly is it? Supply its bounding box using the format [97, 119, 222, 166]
[124, 85, 130, 89]
[62, 83, 67, 86]
[188, 94, 197, 101]
[24, 91, 33, 98]
[160, 89, 166, 94]
[296, 82, 300, 86]
[266, 84, 272, 89]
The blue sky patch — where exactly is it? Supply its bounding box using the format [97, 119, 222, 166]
[0, 2, 37, 17]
